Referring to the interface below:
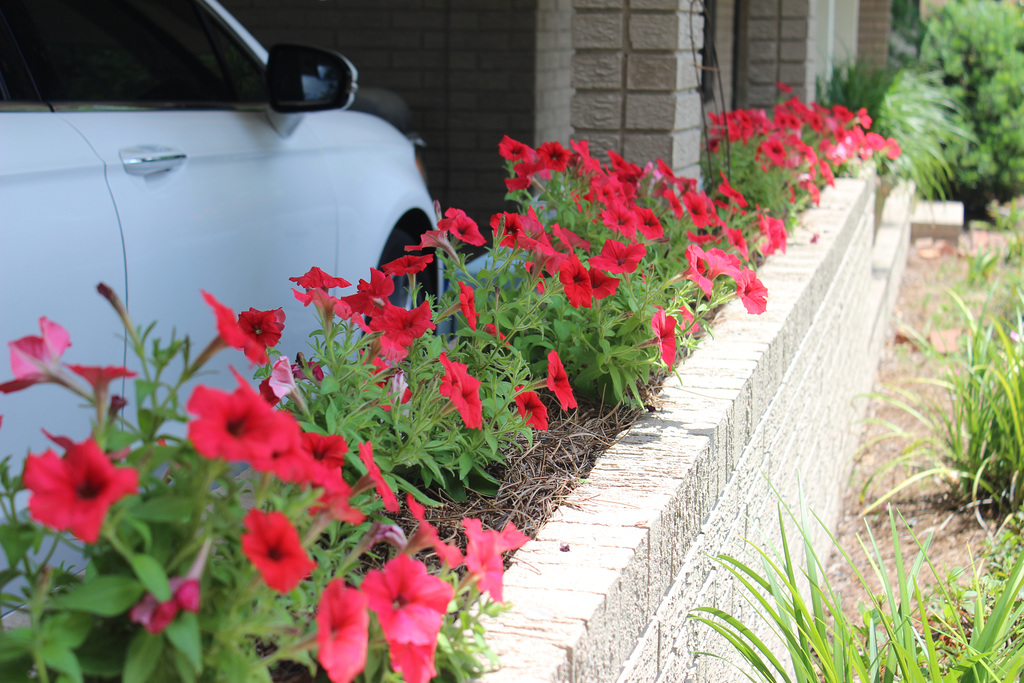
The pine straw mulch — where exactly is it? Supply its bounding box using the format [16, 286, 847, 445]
[398, 381, 660, 562]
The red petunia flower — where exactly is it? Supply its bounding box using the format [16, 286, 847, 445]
[717, 171, 748, 208]
[66, 364, 136, 409]
[758, 136, 788, 167]
[302, 432, 348, 470]
[0, 317, 74, 393]
[484, 323, 506, 342]
[438, 352, 484, 429]
[514, 390, 548, 431]
[682, 191, 715, 229]
[343, 268, 395, 318]
[703, 248, 742, 281]
[241, 509, 315, 592]
[22, 437, 138, 543]
[356, 441, 400, 512]
[551, 222, 591, 252]
[363, 554, 452, 646]
[381, 254, 433, 277]
[650, 308, 678, 369]
[312, 472, 366, 525]
[757, 212, 788, 256]
[457, 281, 478, 331]
[590, 239, 646, 275]
[406, 229, 458, 261]
[289, 266, 350, 290]
[237, 307, 285, 351]
[387, 642, 437, 683]
[662, 188, 684, 219]
[316, 580, 369, 683]
[491, 211, 524, 249]
[600, 201, 639, 240]
[438, 207, 485, 246]
[368, 301, 436, 362]
[545, 350, 577, 411]
[362, 555, 453, 683]
[536, 141, 571, 172]
[498, 135, 533, 162]
[684, 244, 714, 298]
[202, 291, 272, 365]
[636, 207, 664, 240]
[724, 226, 750, 261]
[736, 268, 768, 314]
[558, 254, 593, 309]
[187, 370, 297, 464]
[293, 288, 356, 329]
[589, 267, 620, 301]
[462, 518, 529, 603]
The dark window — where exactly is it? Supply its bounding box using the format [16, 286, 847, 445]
[0, 8, 38, 100]
[4, 0, 259, 104]
[201, 9, 265, 103]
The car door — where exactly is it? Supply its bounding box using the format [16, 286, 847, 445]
[0, 23, 126, 460]
[5, 0, 340, 359]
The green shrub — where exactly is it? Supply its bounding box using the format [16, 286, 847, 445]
[921, 0, 1024, 212]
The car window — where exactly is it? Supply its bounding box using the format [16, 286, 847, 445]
[3, 0, 261, 105]
[0, 9, 37, 101]
[202, 10, 266, 103]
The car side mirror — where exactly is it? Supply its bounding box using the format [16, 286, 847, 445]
[267, 44, 358, 113]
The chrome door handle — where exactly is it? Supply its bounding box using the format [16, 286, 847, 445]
[120, 145, 187, 176]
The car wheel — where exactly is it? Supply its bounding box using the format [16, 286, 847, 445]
[378, 228, 437, 308]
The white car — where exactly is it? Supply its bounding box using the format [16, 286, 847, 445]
[0, 0, 436, 462]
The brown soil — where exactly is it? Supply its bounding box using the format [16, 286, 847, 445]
[825, 230, 1009, 620]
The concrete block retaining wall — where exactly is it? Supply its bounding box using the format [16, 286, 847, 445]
[480, 176, 912, 682]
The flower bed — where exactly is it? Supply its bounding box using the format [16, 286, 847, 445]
[0, 94, 902, 682]
[480, 178, 913, 682]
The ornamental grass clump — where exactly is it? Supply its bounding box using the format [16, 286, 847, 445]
[690, 493, 1024, 683]
[861, 289, 1024, 512]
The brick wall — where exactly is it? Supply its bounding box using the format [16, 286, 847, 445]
[570, 0, 706, 179]
[857, 0, 891, 70]
[221, 0, 539, 225]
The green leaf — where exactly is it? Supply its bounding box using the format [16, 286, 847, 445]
[43, 612, 92, 650]
[129, 554, 171, 602]
[105, 429, 139, 452]
[171, 648, 197, 683]
[52, 575, 144, 616]
[0, 628, 33, 663]
[552, 319, 573, 341]
[41, 642, 82, 683]
[0, 524, 38, 567]
[133, 496, 193, 523]
[135, 380, 159, 405]
[164, 612, 201, 673]
[123, 631, 163, 683]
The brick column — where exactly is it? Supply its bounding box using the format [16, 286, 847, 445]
[738, 0, 817, 108]
[571, 0, 705, 177]
[857, 0, 890, 70]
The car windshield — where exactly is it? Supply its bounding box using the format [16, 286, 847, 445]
[2, 0, 264, 104]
